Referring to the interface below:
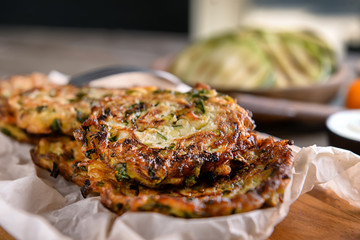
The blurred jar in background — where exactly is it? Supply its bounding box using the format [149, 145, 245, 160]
[190, 0, 249, 40]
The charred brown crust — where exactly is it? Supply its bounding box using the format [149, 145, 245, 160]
[74, 87, 257, 188]
[92, 135, 293, 218]
[31, 132, 293, 218]
[81, 179, 92, 198]
[30, 137, 89, 186]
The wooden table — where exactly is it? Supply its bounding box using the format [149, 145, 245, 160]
[270, 186, 360, 240]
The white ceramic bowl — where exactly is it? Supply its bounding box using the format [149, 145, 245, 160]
[326, 110, 360, 155]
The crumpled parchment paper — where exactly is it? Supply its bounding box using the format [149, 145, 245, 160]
[0, 134, 359, 240]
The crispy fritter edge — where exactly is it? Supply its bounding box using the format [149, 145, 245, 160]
[30, 135, 293, 218]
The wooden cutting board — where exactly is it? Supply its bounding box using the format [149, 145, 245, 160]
[269, 186, 360, 240]
[1, 186, 359, 240]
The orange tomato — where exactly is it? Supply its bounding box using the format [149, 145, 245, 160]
[346, 78, 360, 109]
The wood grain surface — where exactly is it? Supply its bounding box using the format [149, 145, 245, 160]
[269, 186, 360, 240]
[0, 227, 14, 240]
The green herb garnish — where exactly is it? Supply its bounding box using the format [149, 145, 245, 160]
[50, 118, 62, 132]
[126, 89, 136, 95]
[157, 132, 167, 141]
[185, 175, 196, 187]
[166, 143, 176, 150]
[115, 163, 130, 181]
[85, 149, 96, 159]
[76, 109, 89, 123]
[96, 181, 105, 187]
[36, 105, 47, 113]
[153, 89, 172, 94]
[0, 128, 12, 137]
[195, 99, 205, 114]
[75, 92, 87, 101]
[108, 135, 118, 143]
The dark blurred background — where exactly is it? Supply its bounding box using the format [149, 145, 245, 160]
[1, 0, 359, 50]
[0, 0, 189, 32]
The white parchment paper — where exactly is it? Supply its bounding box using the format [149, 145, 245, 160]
[0, 133, 359, 240]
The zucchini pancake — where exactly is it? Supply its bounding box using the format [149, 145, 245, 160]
[0, 73, 55, 143]
[32, 134, 292, 218]
[8, 85, 124, 135]
[31, 136, 88, 187]
[0, 74, 294, 218]
[32, 83, 293, 218]
[74, 86, 257, 188]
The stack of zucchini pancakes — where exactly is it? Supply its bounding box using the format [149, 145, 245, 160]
[0, 73, 293, 218]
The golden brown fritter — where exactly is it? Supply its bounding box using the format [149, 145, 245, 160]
[24, 82, 293, 218]
[0, 116, 34, 143]
[0, 72, 53, 98]
[31, 134, 293, 218]
[8, 85, 125, 135]
[30, 136, 88, 186]
[0, 73, 55, 142]
[0, 98, 46, 143]
[74, 85, 256, 188]
[96, 136, 293, 218]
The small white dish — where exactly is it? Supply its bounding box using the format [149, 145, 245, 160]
[326, 110, 360, 154]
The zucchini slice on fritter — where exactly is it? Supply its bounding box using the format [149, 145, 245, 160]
[31, 136, 88, 186]
[74, 86, 256, 188]
[8, 85, 125, 135]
